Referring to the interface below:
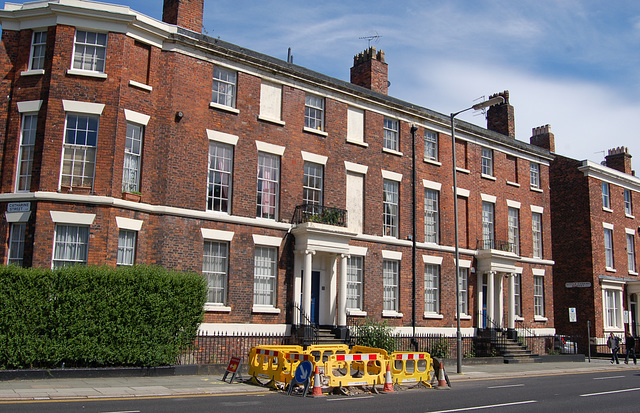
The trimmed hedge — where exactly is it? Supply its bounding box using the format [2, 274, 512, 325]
[0, 265, 206, 369]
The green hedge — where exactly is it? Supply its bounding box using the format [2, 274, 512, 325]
[0, 265, 206, 369]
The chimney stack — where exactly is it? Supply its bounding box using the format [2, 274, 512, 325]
[486, 90, 515, 138]
[530, 124, 555, 152]
[162, 0, 204, 33]
[605, 147, 633, 175]
[350, 47, 388, 95]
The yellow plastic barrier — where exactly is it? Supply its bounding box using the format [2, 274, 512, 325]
[390, 351, 433, 387]
[351, 345, 390, 375]
[282, 352, 316, 385]
[305, 344, 349, 370]
[324, 353, 387, 388]
[247, 347, 287, 388]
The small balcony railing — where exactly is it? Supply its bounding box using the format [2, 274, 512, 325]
[477, 238, 519, 254]
[292, 204, 347, 227]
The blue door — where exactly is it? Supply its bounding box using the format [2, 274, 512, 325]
[310, 271, 320, 324]
[482, 276, 487, 328]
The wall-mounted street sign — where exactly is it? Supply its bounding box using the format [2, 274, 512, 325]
[7, 202, 30, 213]
[565, 282, 591, 288]
[569, 307, 577, 323]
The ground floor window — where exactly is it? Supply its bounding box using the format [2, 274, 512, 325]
[116, 229, 136, 266]
[253, 246, 277, 306]
[346, 256, 363, 310]
[424, 264, 439, 314]
[383, 260, 399, 311]
[604, 288, 622, 329]
[8, 223, 26, 266]
[458, 268, 468, 315]
[534, 275, 544, 317]
[52, 224, 89, 268]
[203, 241, 228, 305]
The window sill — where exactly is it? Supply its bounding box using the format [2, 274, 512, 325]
[258, 115, 285, 126]
[66, 69, 108, 79]
[382, 310, 403, 318]
[423, 313, 443, 319]
[630, 271, 638, 276]
[129, 80, 153, 91]
[209, 102, 239, 114]
[530, 187, 543, 193]
[602, 207, 613, 213]
[455, 314, 472, 320]
[481, 174, 496, 181]
[605, 267, 617, 273]
[456, 167, 470, 174]
[346, 138, 369, 147]
[506, 181, 520, 187]
[515, 316, 525, 322]
[423, 158, 441, 166]
[252, 306, 281, 314]
[534, 316, 548, 322]
[347, 309, 367, 317]
[21, 69, 45, 76]
[382, 147, 403, 157]
[626, 214, 635, 219]
[204, 304, 231, 312]
[303, 127, 328, 137]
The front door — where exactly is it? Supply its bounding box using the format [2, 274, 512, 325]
[310, 271, 320, 324]
[481, 274, 488, 328]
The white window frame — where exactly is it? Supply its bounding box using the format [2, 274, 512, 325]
[424, 130, 438, 161]
[458, 267, 469, 316]
[122, 122, 144, 193]
[116, 229, 136, 266]
[383, 259, 399, 313]
[482, 201, 494, 249]
[16, 112, 38, 192]
[303, 161, 323, 206]
[627, 232, 636, 274]
[52, 224, 89, 269]
[207, 141, 234, 213]
[383, 179, 399, 238]
[625, 189, 633, 216]
[212, 66, 237, 108]
[256, 152, 280, 220]
[530, 162, 540, 189]
[72, 30, 107, 73]
[534, 274, 544, 317]
[346, 255, 364, 311]
[513, 273, 522, 317]
[604, 226, 615, 270]
[424, 188, 439, 243]
[602, 182, 611, 210]
[481, 147, 493, 176]
[258, 81, 284, 124]
[383, 117, 399, 152]
[304, 93, 324, 131]
[60, 113, 99, 189]
[253, 246, 278, 307]
[532, 212, 543, 258]
[29, 30, 47, 71]
[203, 240, 229, 306]
[8, 222, 26, 267]
[508, 207, 520, 255]
[604, 288, 623, 330]
[424, 263, 440, 315]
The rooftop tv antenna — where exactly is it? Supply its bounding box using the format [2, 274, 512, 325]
[473, 96, 490, 118]
[359, 32, 381, 48]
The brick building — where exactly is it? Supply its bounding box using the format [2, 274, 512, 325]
[0, 0, 555, 340]
[551, 146, 640, 352]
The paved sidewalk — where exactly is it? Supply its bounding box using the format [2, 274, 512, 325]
[1, 359, 639, 401]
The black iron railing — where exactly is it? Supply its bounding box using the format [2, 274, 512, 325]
[292, 204, 347, 227]
[288, 301, 318, 346]
[477, 238, 518, 254]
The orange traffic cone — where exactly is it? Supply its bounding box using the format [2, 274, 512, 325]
[311, 365, 325, 397]
[437, 361, 448, 389]
[382, 362, 394, 392]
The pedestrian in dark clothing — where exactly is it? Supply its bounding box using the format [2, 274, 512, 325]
[625, 332, 637, 365]
[608, 332, 621, 364]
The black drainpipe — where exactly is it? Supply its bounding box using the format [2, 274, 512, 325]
[411, 124, 418, 351]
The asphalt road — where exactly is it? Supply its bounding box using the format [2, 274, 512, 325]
[4, 369, 640, 413]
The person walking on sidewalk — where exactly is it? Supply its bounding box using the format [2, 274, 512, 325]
[608, 332, 621, 364]
[625, 332, 637, 365]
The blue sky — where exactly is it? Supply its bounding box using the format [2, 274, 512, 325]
[6, 0, 640, 166]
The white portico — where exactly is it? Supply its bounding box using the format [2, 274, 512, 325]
[290, 221, 356, 328]
[476, 248, 520, 331]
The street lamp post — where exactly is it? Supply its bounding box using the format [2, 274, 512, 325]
[450, 96, 504, 374]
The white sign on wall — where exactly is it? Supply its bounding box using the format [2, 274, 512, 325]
[569, 307, 577, 323]
[7, 202, 30, 213]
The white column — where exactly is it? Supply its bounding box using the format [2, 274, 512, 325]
[477, 271, 484, 328]
[507, 273, 515, 330]
[327, 254, 338, 325]
[302, 250, 314, 319]
[338, 254, 348, 327]
[497, 273, 504, 328]
[487, 271, 495, 327]
[293, 251, 302, 325]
